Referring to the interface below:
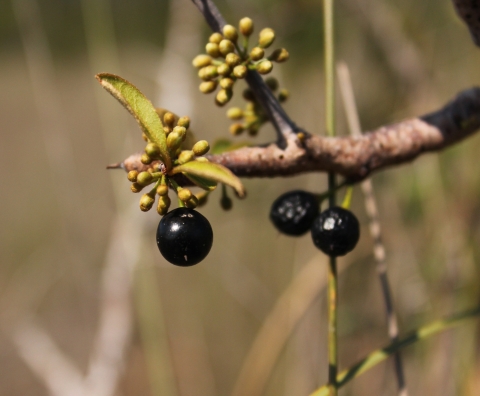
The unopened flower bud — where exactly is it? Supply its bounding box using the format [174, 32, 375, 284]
[199, 80, 218, 94]
[265, 77, 279, 91]
[278, 88, 289, 102]
[192, 140, 210, 156]
[195, 157, 209, 163]
[217, 63, 231, 76]
[206, 42, 220, 58]
[131, 182, 144, 193]
[192, 54, 212, 68]
[178, 150, 195, 164]
[163, 112, 176, 128]
[220, 78, 235, 90]
[256, 59, 273, 74]
[177, 116, 190, 129]
[215, 89, 233, 106]
[140, 193, 155, 212]
[225, 53, 241, 67]
[185, 195, 199, 209]
[156, 184, 169, 196]
[141, 153, 152, 164]
[198, 65, 218, 80]
[127, 170, 138, 182]
[209, 32, 223, 44]
[242, 88, 256, 101]
[222, 24, 238, 42]
[172, 126, 187, 140]
[258, 28, 275, 48]
[239, 17, 254, 36]
[229, 123, 245, 136]
[178, 188, 193, 202]
[269, 48, 289, 62]
[157, 195, 171, 215]
[233, 65, 247, 79]
[227, 107, 244, 120]
[250, 46, 264, 61]
[145, 142, 160, 158]
[219, 39, 235, 56]
[166, 131, 181, 151]
[136, 171, 153, 186]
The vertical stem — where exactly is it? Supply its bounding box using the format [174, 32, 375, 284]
[324, 0, 337, 395]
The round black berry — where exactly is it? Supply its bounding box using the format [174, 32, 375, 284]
[310, 206, 360, 257]
[156, 207, 213, 266]
[269, 190, 319, 236]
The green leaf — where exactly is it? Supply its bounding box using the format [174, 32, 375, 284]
[183, 172, 218, 191]
[96, 73, 171, 170]
[171, 161, 245, 198]
[211, 138, 251, 154]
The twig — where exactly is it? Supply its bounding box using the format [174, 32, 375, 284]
[337, 62, 408, 396]
[118, 86, 480, 181]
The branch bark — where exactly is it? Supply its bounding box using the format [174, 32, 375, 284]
[115, 87, 480, 181]
[453, 0, 480, 46]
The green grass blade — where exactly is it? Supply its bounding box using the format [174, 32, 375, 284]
[96, 73, 171, 170]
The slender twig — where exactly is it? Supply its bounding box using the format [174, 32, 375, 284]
[337, 62, 408, 396]
[452, 0, 480, 46]
[309, 305, 480, 396]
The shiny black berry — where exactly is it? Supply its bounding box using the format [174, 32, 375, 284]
[269, 190, 319, 236]
[156, 207, 213, 266]
[311, 206, 360, 256]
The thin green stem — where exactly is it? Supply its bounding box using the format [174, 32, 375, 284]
[324, 0, 337, 393]
[309, 306, 480, 396]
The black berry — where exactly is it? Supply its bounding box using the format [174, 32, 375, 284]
[310, 206, 360, 256]
[156, 207, 213, 266]
[270, 190, 319, 236]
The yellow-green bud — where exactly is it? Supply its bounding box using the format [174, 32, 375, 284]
[192, 140, 210, 156]
[172, 126, 187, 140]
[198, 65, 218, 80]
[157, 195, 171, 215]
[256, 59, 273, 74]
[178, 188, 192, 202]
[195, 191, 209, 206]
[195, 156, 209, 163]
[242, 88, 256, 101]
[167, 131, 181, 151]
[178, 150, 195, 164]
[222, 24, 238, 42]
[269, 48, 289, 63]
[199, 80, 218, 94]
[220, 78, 235, 90]
[258, 28, 275, 48]
[229, 123, 245, 135]
[163, 112, 176, 127]
[127, 170, 138, 182]
[227, 107, 244, 120]
[164, 125, 171, 134]
[177, 116, 190, 129]
[136, 171, 153, 186]
[225, 53, 241, 67]
[156, 184, 169, 196]
[140, 193, 155, 212]
[265, 76, 279, 91]
[220, 195, 233, 210]
[206, 42, 220, 58]
[250, 46, 264, 61]
[219, 39, 235, 56]
[131, 182, 144, 193]
[215, 89, 233, 106]
[145, 142, 160, 158]
[192, 54, 212, 68]
[141, 153, 152, 164]
[185, 195, 199, 209]
[233, 65, 247, 79]
[209, 32, 223, 44]
[217, 63, 231, 76]
[278, 88, 289, 102]
[239, 17, 254, 37]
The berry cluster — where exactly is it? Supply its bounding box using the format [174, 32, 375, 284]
[270, 191, 360, 257]
[126, 111, 210, 215]
[192, 17, 289, 107]
[227, 77, 289, 136]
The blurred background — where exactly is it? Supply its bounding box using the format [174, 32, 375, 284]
[1, 0, 480, 395]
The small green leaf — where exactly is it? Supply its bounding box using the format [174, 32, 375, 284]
[96, 73, 171, 170]
[171, 161, 245, 198]
[183, 173, 218, 191]
[211, 138, 252, 154]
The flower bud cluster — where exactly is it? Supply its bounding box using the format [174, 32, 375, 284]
[192, 17, 289, 107]
[128, 112, 211, 215]
[226, 77, 289, 136]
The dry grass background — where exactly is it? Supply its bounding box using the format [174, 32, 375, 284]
[1, 0, 480, 395]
